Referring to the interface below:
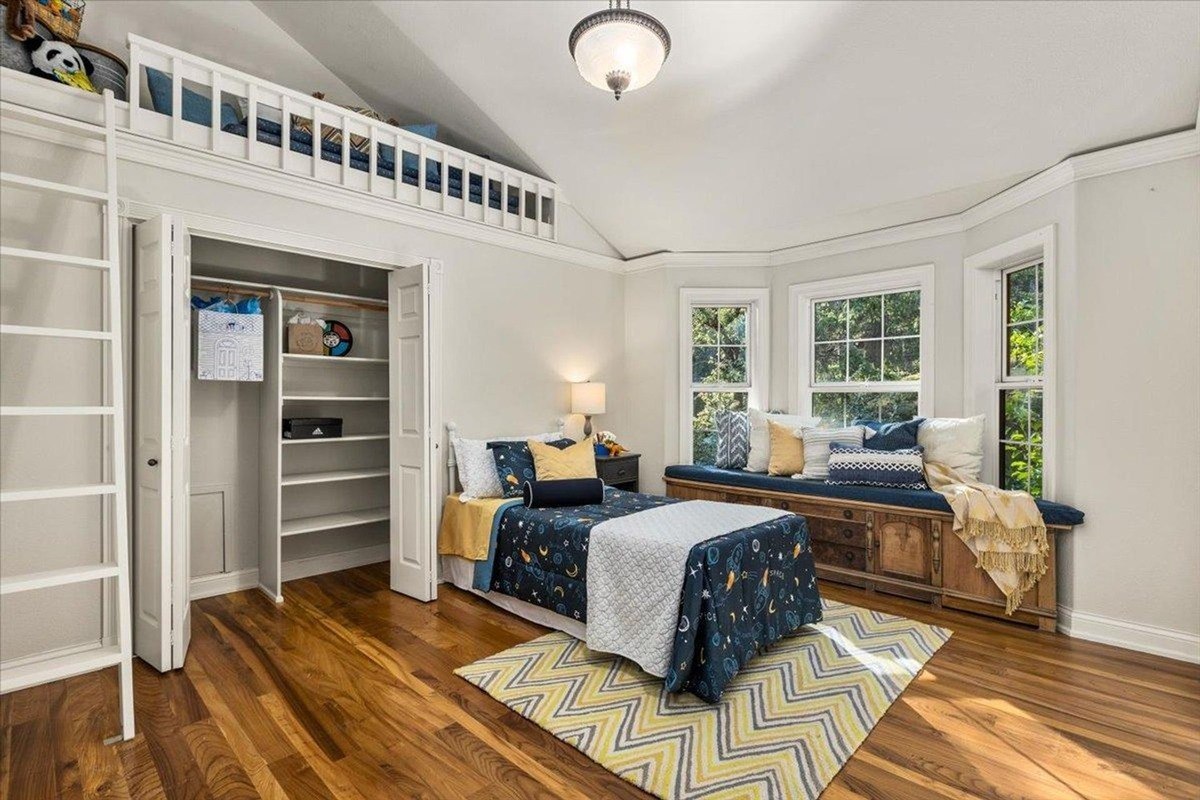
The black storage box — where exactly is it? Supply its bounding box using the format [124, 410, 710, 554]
[283, 417, 343, 440]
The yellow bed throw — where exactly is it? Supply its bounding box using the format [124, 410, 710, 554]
[437, 494, 514, 561]
[923, 461, 1048, 614]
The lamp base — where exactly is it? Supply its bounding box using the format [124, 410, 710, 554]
[583, 415, 593, 439]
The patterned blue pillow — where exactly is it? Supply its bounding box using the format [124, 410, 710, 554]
[714, 410, 751, 469]
[826, 442, 927, 489]
[853, 418, 924, 451]
[488, 439, 574, 498]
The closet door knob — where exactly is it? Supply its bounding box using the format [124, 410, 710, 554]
[147, 458, 158, 467]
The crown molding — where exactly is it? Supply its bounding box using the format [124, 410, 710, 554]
[113, 131, 624, 274]
[621, 127, 1199, 273]
[623, 250, 772, 274]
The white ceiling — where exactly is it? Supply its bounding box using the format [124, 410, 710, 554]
[259, 0, 1200, 258]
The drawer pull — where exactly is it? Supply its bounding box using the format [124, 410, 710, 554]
[842, 528, 854, 539]
[842, 509, 853, 520]
[781, 501, 790, 511]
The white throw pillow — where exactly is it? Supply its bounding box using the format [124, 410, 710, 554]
[798, 426, 873, 479]
[452, 431, 562, 500]
[745, 409, 821, 473]
[917, 416, 985, 481]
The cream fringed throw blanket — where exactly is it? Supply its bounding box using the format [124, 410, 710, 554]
[923, 461, 1048, 614]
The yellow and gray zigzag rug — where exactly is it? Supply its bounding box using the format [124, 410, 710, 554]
[455, 599, 950, 800]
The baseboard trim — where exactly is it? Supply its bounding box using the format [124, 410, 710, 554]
[1059, 605, 1200, 664]
[189, 545, 389, 600]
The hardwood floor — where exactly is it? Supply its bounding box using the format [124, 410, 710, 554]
[2, 563, 1197, 799]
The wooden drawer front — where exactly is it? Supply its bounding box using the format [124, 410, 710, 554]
[714, 489, 869, 523]
[812, 540, 868, 572]
[875, 512, 931, 582]
[806, 517, 869, 549]
[597, 458, 637, 484]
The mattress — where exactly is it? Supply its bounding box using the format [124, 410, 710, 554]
[440, 554, 586, 640]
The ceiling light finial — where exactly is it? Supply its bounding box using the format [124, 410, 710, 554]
[569, 0, 670, 100]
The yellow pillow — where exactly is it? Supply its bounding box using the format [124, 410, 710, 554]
[767, 420, 805, 476]
[529, 438, 597, 480]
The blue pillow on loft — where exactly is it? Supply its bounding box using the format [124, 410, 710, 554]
[144, 67, 241, 129]
[853, 418, 924, 451]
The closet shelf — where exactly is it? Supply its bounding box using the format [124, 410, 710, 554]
[0, 405, 115, 416]
[282, 395, 388, 402]
[282, 433, 388, 444]
[280, 468, 389, 486]
[0, 645, 123, 695]
[283, 354, 387, 365]
[280, 507, 390, 537]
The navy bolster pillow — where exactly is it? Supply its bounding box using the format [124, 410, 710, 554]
[523, 478, 604, 508]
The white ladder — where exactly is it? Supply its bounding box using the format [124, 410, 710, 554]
[0, 91, 135, 742]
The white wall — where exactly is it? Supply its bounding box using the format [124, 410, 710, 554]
[623, 157, 1200, 658]
[82, 0, 368, 108]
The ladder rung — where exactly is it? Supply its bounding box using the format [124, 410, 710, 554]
[0, 100, 107, 139]
[0, 645, 123, 694]
[0, 484, 117, 503]
[0, 246, 111, 270]
[0, 406, 114, 416]
[0, 324, 112, 340]
[0, 563, 119, 595]
[0, 173, 108, 202]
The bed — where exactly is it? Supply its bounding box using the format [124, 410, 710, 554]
[440, 486, 823, 703]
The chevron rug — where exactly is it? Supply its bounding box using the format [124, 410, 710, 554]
[455, 599, 950, 800]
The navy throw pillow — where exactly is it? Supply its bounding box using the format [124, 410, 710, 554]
[488, 438, 574, 498]
[826, 442, 928, 490]
[853, 418, 924, 451]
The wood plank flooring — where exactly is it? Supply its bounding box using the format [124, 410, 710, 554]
[2, 562, 1197, 799]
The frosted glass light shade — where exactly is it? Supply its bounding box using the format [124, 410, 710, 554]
[569, 5, 671, 100]
[571, 382, 607, 415]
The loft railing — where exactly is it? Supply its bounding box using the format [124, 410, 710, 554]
[126, 34, 557, 240]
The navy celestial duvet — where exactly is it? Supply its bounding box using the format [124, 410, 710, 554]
[485, 488, 823, 702]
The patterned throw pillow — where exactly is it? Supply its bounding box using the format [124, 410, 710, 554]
[489, 439, 574, 498]
[826, 443, 928, 490]
[714, 410, 750, 469]
[798, 426, 874, 480]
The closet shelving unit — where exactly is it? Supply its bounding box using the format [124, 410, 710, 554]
[192, 274, 391, 602]
[0, 93, 135, 742]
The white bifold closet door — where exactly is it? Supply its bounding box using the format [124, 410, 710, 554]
[389, 265, 434, 601]
[132, 214, 192, 672]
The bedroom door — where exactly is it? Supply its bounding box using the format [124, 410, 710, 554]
[389, 264, 435, 600]
[132, 214, 192, 671]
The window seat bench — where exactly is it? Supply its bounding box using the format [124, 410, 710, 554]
[663, 465, 1084, 630]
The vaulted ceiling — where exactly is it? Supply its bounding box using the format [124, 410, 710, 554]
[257, 1, 1200, 258]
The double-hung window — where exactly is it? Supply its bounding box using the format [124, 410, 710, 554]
[965, 225, 1056, 498]
[679, 288, 769, 464]
[997, 260, 1045, 495]
[790, 266, 934, 426]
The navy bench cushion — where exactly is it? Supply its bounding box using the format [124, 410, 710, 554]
[664, 464, 1084, 527]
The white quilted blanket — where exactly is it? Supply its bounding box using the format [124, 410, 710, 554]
[585, 500, 788, 678]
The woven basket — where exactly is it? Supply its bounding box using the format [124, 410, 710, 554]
[32, 0, 84, 42]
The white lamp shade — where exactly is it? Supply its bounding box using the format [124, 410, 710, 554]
[571, 382, 606, 415]
[573, 20, 667, 94]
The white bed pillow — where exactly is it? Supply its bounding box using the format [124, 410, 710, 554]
[798, 426, 873, 479]
[745, 409, 820, 473]
[452, 431, 562, 500]
[917, 416, 985, 481]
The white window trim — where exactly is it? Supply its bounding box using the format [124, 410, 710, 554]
[678, 288, 770, 464]
[963, 225, 1057, 495]
[788, 264, 935, 419]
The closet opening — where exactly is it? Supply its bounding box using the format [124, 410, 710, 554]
[132, 216, 437, 673]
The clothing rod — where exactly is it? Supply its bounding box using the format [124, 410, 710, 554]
[280, 291, 388, 312]
[191, 279, 272, 299]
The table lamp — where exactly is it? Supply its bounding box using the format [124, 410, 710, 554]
[571, 381, 606, 439]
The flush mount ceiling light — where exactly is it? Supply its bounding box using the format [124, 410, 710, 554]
[568, 0, 671, 100]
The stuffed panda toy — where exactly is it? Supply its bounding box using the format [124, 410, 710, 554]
[23, 35, 96, 94]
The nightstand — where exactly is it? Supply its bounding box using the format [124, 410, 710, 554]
[595, 452, 640, 492]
